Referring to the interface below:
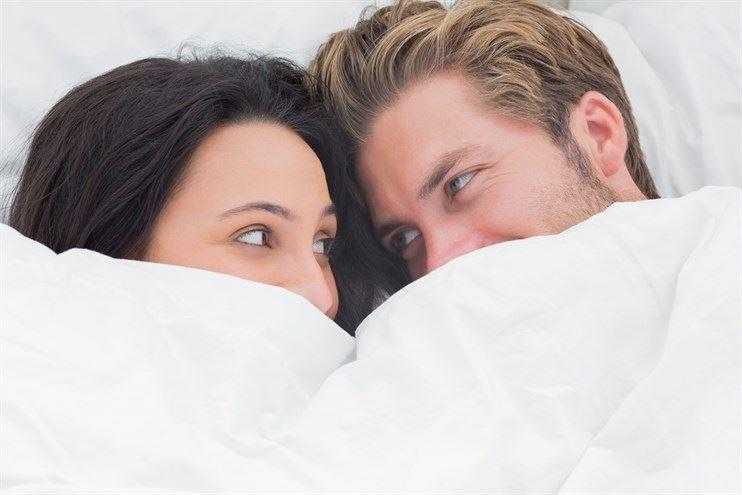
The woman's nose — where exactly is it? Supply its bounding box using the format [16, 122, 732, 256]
[282, 257, 336, 317]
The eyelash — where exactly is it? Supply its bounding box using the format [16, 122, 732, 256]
[235, 226, 336, 257]
[236, 226, 271, 247]
[384, 170, 479, 257]
[444, 170, 477, 198]
[387, 228, 420, 257]
[313, 236, 335, 257]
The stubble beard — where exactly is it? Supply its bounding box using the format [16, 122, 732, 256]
[541, 135, 617, 234]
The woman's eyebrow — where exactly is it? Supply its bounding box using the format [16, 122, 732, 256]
[219, 201, 295, 220]
[323, 204, 336, 217]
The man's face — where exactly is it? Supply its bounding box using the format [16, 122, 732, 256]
[357, 72, 618, 279]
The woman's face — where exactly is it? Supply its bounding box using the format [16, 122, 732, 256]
[146, 122, 339, 318]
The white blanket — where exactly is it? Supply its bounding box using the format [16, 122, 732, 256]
[2, 187, 740, 494]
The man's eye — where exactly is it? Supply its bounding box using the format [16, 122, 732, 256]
[236, 228, 269, 247]
[445, 171, 475, 198]
[312, 237, 335, 256]
[389, 228, 420, 256]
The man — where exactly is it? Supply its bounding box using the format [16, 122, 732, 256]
[309, 0, 659, 279]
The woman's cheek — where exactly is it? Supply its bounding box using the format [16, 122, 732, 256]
[324, 266, 340, 319]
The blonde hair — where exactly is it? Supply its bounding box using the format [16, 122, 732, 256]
[309, 0, 659, 198]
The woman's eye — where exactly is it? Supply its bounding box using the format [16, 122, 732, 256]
[236, 228, 269, 247]
[389, 228, 420, 256]
[312, 237, 335, 256]
[445, 171, 475, 198]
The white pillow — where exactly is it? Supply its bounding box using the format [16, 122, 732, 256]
[0, 2, 371, 176]
[1, 2, 739, 212]
[573, 1, 741, 197]
[570, 0, 618, 13]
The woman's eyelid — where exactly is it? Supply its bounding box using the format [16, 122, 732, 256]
[234, 223, 269, 239]
[314, 230, 335, 249]
[315, 226, 337, 240]
[234, 224, 273, 248]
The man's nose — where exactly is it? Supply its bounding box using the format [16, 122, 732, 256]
[281, 257, 336, 317]
[423, 229, 491, 276]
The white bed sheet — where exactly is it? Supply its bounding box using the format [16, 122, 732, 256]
[2, 186, 740, 493]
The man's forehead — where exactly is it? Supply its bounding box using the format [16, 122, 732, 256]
[358, 71, 518, 163]
[354, 71, 538, 227]
[358, 82, 473, 188]
[366, 73, 480, 140]
[356, 140, 415, 218]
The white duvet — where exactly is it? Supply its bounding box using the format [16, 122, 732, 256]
[2, 187, 740, 494]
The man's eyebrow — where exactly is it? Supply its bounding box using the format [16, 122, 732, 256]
[417, 144, 482, 200]
[219, 201, 296, 220]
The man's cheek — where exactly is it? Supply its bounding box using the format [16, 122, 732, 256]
[473, 195, 535, 241]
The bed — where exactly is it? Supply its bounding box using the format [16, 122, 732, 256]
[1, 2, 740, 493]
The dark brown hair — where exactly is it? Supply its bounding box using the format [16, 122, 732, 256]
[9, 55, 408, 333]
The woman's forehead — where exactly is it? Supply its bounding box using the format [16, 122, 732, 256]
[179, 122, 332, 216]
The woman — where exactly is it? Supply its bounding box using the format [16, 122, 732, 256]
[8, 54, 408, 333]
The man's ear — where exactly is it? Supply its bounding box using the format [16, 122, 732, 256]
[569, 91, 628, 180]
